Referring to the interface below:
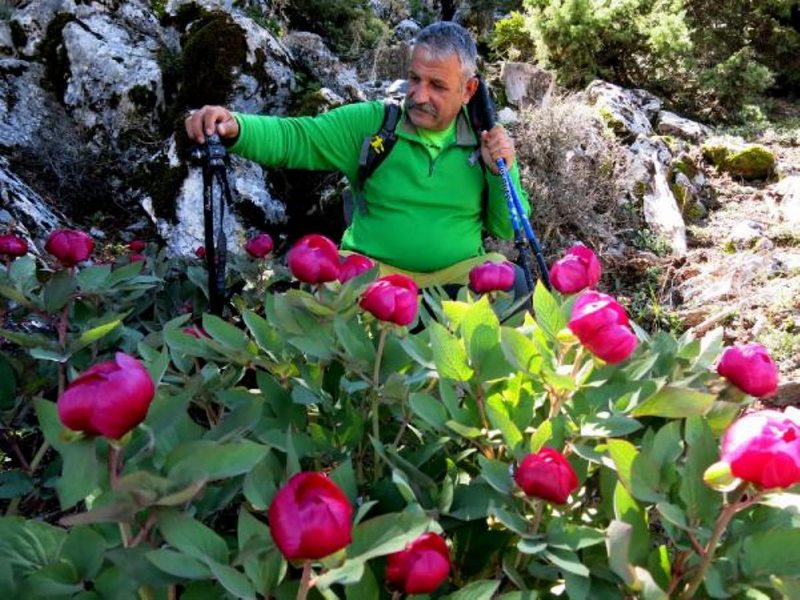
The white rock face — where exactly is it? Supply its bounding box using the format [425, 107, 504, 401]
[656, 110, 711, 143]
[585, 80, 660, 140]
[0, 59, 72, 152]
[0, 157, 67, 238]
[61, 13, 164, 139]
[501, 62, 554, 109]
[284, 32, 365, 102]
[642, 153, 687, 256]
[9, 0, 76, 58]
[773, 175, 800, 226]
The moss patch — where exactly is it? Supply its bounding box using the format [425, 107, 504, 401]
[701, 142, 775, 180]
[671, 154, 698, 180]
[129, 84, 157, 112]
[130, 156, 188, 223]
[9, 20, 27, 49]
[179, 12, 247, 108]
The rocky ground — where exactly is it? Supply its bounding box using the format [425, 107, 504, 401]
[666, 111, 800, 404]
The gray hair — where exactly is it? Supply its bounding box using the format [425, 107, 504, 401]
[413, 21, 477, 79]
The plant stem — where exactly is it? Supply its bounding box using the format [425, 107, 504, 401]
[528, 498, 544, 534]
[296, 560, 313, 600]
[108, 444, 123, 490]
[679, 484, 749, 599]
[371, 328, 388, 480]
[5, 439, 51, 516]
[474, 384, 494, 459]
[57, 302, 70, 396]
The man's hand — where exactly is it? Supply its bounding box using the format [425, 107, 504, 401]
[480, 125, 515, 175]
[184, 105, 239, 143]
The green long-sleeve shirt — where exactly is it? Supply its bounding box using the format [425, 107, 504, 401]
[231, 101, 529, 273]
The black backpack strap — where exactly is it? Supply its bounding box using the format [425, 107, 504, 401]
[353, 100, 402, 215]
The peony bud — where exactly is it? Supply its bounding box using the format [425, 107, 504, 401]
[468, 260, 516, 294]
[268, 472, 353, 561]
[287, 234, 340, 284]
[0, 234, 28, 258]
[195, 246, 206, 259]
[128, 240, 146, 253]
[360, 274, 418, 326]
[550, 244, 601, 294]
[57, 352, 155, 439]
[514, 447, 579, 504]
[720, 407, 800, 489]
[244, 233, 274, 258]
[338, 254, 374, 283]
[45, 229, 94, 267]
[386, 533, 451, 594]
[717, 343, 779, 398]
[568, 290, 637, 364]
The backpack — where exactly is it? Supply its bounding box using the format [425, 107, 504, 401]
[343, 100, 488, 225]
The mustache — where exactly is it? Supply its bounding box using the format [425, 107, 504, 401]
[406, 100, 437, 116]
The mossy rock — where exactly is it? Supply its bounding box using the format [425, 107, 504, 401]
[130, 154, 187, 223]
[671, 153, 698, 180]
[38, 12, 76, 102]
[701, 142, 775, 180]
[180, 12, 247, 107]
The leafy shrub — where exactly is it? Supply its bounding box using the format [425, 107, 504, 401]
[512, 94, 637, 247]
[1, 232, 797, 599]
[489, 11, 537, 62]
[282, 0, 387, 60]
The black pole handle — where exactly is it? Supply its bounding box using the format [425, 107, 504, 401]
[469, 76, 496, 133]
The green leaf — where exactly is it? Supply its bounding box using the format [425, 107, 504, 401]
[62, 526, 105, 579]
[478, 456, 513, 496]
[691, 327, 724, 370]
[533, 280, 566, 340]
[529, 420, 553, 453]
[581, 413, 642, 438]
[500, 327, 543, 375]
[409, 392, 448, 430]
[76, 264, 112, 291]
[334, 316, 375, 368]
[208, 561, 256, 600]
[202, 314, 250, 351]
[679, 417, 720, 522]
[0, 470, 33, 499]
[243, 309, 283, 355]
[543, 548, 590, 577]
[445, 579, 500, 599]
[158, 511, 228, 564]
[461, 296, 505, 379]
[348, 510, 431, 562]
[74, 314, 125, 350]
[630, 386, 715, 419]
[314, 559, 365, 589]
[145, 548, 211, 579]
[605, 520, 635, 585]
[24, 561, 82, 596]
[613, 481, 649, 565]
[107, 261, 143, 286]
[607, 439, 638, 492]
[546, 523, 605, 551]
[166, 440, 269, 483]
[57, 437, 101, 510]
[740, 530, 800, 578]
[243, 454, 280, 511]
[428, 321, 474, 382]
[44, 268, 76, 312]
[0, 517, 66, 578]
[486, 394, 523, 451]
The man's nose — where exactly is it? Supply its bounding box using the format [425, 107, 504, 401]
[411, 83, 430, 103]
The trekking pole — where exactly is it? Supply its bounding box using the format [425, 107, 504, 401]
[190, 133, 232, 316]
[471, 78, 551, 291]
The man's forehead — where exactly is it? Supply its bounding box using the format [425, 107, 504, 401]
[409, 47, 463, 73]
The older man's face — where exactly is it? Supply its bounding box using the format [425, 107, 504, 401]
[405, 47, 477, 131]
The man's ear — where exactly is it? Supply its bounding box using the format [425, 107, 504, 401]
[463, 76, 479, 103]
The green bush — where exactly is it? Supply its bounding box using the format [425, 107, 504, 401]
[489, 11, 537, 62]
[282, 0, 388, 60]
[511, 0, 798, 123]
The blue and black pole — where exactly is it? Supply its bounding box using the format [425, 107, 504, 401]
[470, 77, 551, 291]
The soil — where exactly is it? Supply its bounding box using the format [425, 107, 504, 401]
[656, 107, 800, 406]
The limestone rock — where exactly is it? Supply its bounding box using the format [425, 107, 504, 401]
[0, 22, 13, 56]
[701, 139, 775, 180]
[394, 19, 420, 42]
[501, 62, 554, 109]
[61, 13, 164, 141]
[8, 0, 75, 59]
[0, 59, 72, 153]
[656, 110, 711, 143]
[641, 152, 687, 256]
[284, 32, 365, 103]
[585, 80, 661, 140]
[773, 175, 800, 225]
[727, 221, 765, 251]
[0, 157, 67, 239]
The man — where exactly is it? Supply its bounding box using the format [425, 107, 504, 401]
[185, 21, 529, 292]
